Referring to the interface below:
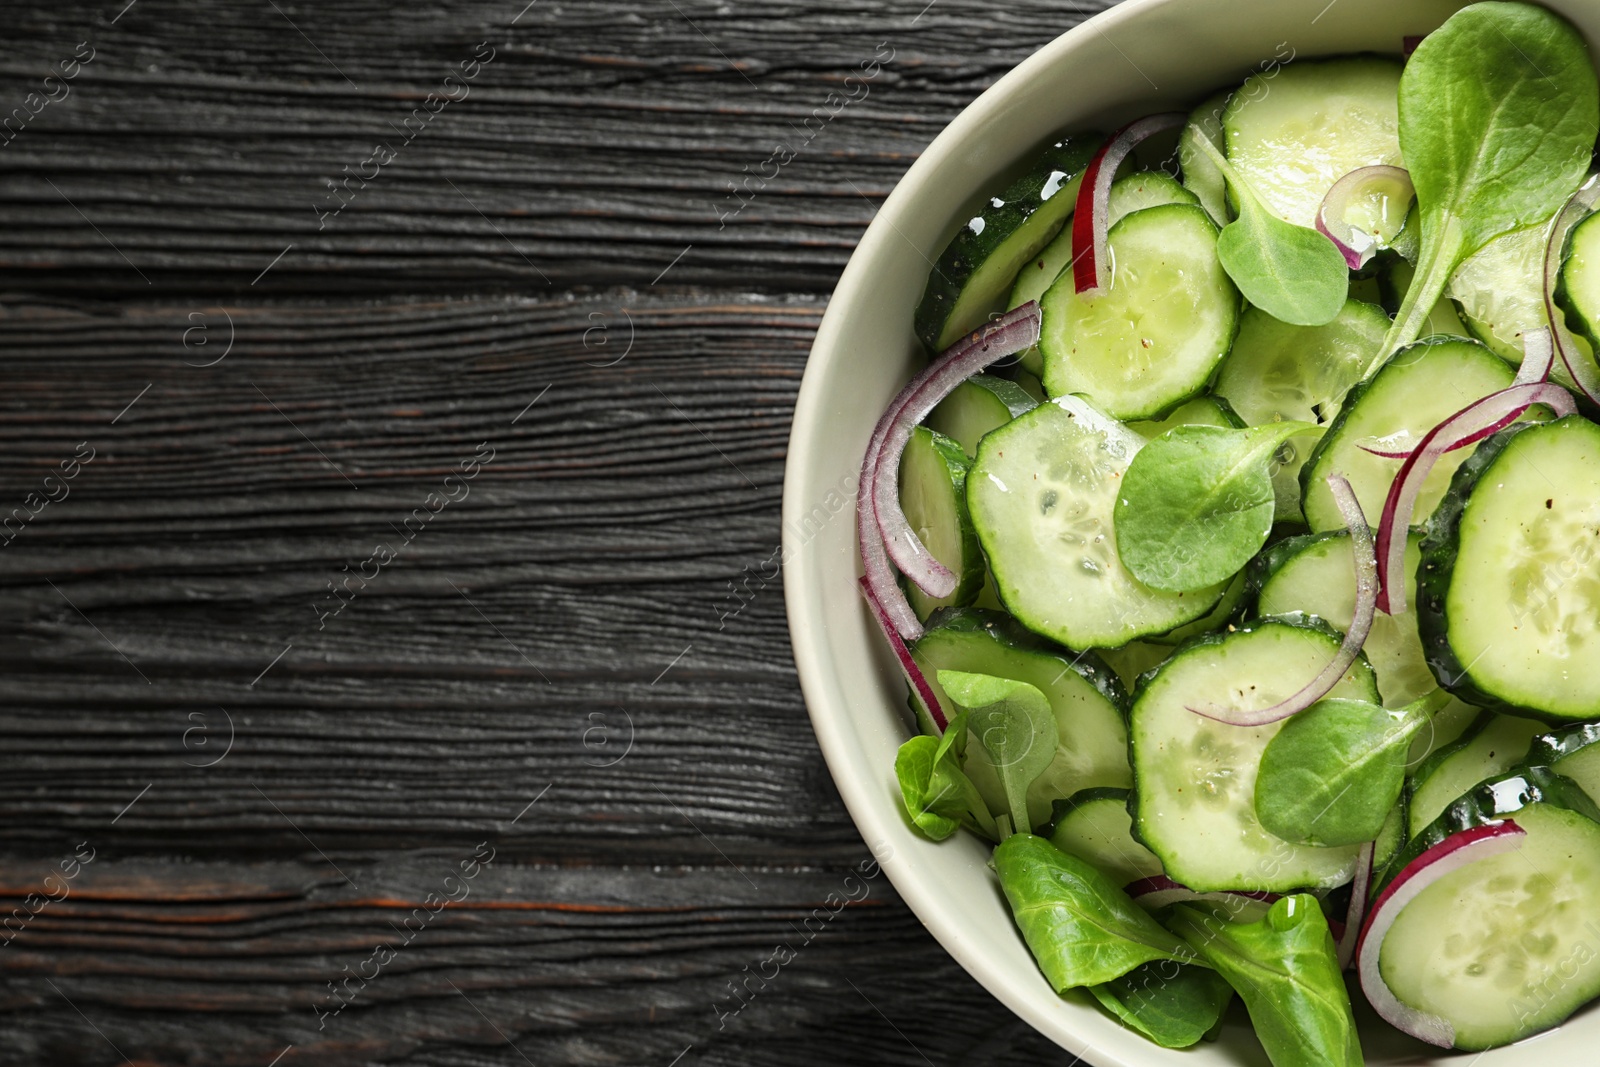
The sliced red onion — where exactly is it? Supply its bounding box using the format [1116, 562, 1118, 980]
[1125, 874, 1279, 912]
[871, 304, 1041, 602]
[858, 374, 934, 640]
[1336, 841, 1374, 970]
[1543, 175, 1600, 404]
[1356, 821, 1527, 1047]
[858, 576, 947, 732]
[1513, 323, 1556, 386]
[1071, 113, 1187, 294]
[1188, 474, 1374, 727]
[1316, 166, 1415, 270]
[1357, 331, 1556, 460]
[1374, 373, 1576, 615]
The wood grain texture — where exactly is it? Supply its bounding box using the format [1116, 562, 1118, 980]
[0, 0, 1112, 1062]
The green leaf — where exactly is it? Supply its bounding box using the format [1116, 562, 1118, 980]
[1166, 895, 1362, 1067]
[1191, 133, 1348, 326]
[993, 834, 1201, 990]
[1367, 1, 1599, 376]
[893, 710, 996, 841]
[1116, 422, 1315, 592]
[1089, 961, 1235, 1049]
[1254, 692, 1445, 847]
[937, 670, 1057, 834]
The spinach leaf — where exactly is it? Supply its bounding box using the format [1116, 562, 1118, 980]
[993, 834, 1201, 990]
[1090, 961, 1234, 1049]
[1116, 421, 1315, 592]
[893, 710, 997, 841]
[1166, 895, 1362, 1067]
[937, 670, 1057, 835]
[1366, 1, 1598, 376]
[1254, 692, 1447, 847]
[1190, 133, 1348, 326]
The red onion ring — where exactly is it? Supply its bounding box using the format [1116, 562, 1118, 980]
[858, 375, 935, 640]
[1373, 371, 1576, 616]
[858, 576, 947, 732]
[1336, 840, 1374, 970]
[1542, 174, 1600, 404]
[1356, 821, 1527, 1047]
[1071, 113, 1188, 294]
[1358, 331, 1557, 461]
[1187, 474, 1374, 727]
[869, 305, 1041, 606]
[1316, 166, 1415, 270]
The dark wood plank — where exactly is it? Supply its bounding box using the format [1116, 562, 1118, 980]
[0, 0, 1114, 1061]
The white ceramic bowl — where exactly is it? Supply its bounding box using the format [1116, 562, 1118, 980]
[783, 0, 1600, 1063]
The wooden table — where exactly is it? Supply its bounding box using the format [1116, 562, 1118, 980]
[0, 1, 1107, 1062]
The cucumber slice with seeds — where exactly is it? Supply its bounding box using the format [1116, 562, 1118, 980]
[1040, 204, 1238, 420]
[968, 396, 1228, 650]
[898, 427, 984, 620]
[1375, 767, 1600, 1051]
[908, 608, 1130, 831]
[915, 133, 1101, 352]
[1047, 787, 1163, 888]
[925, 374, 1037, 457]
[1418, 416, 1600, 720]
[1300, 337, 1516, 531]
[1214, 299, 1390, 520]
[1404, 712, 1546, 838]
[1222, 56, 1403, 229]
[1129, 615, 1378, 893]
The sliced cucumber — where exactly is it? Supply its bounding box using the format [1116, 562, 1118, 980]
[1299, 337, 1515, 531]
[1107, 171, 1199, 225]
[1129, 615, 1378, 893]
[1177, 90, 1232, 226]
[1252, 528, 1480, 764]
[1040, 204, 1238, 420]
[898, 427, 984, 620]
[1374, 799, 1406, 872]
[1048, 787, 1163, 887]
[916, 133, 1101, 352]
[1558, 208, 1600, 353]
[925, 375, 1037, 457]
[1221, 56, 1403, 229]
[1127, 395, 1242, 439]
[1213, 299, 1391, 520]
[1447, 218, 1598, 373]
[1418, 416, 1600, 720]
[909, 608, 1130, 831]
[1528, 723, 1600, 805]
[1376, 768, 1600, 1051]
[1146, 570, 1247, 648]
[968, 396, 1228, 650]
[1004, 170, 1200, 379]
[1379, 256, 1470, 337]
[1097, 641, 1172, 693]
[1404, 712, 1547, 838]
[1015, 369, 1047, 403]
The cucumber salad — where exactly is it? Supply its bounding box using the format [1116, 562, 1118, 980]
[858, 4, 1600, 1063]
